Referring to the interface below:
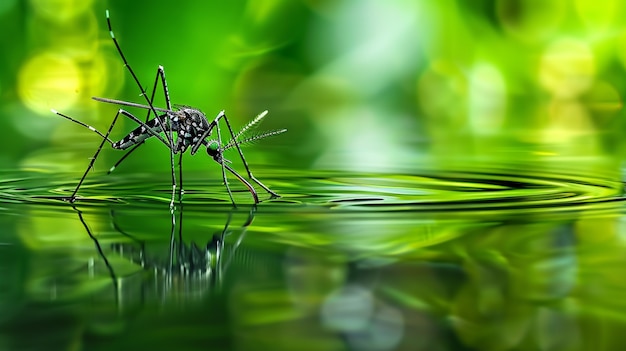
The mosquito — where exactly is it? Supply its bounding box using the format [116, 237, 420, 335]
[51, 10, 286, 206]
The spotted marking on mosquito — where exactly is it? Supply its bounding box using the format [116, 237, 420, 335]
[107, 106, 213, 153]
[106, 10, 114, 38]
[113, 117, 165, 149]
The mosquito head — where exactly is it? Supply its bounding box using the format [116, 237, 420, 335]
[207, 140, 220, 157]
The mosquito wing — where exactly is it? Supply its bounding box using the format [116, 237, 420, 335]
[92, 97, 173, 113]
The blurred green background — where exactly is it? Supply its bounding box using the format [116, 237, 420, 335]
[4, 2, 626, 349]
[1, 0, 625, 178]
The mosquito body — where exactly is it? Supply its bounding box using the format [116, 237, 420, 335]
[115, 106, 207, 152]
[92, 98, 212, 153]
[51, 11, 285, 206]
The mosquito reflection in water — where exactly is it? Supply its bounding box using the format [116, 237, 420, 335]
[73, 203, 255, 307]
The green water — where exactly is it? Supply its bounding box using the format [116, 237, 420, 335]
[1, 166, 625, 350]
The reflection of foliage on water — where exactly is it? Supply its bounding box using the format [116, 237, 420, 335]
[276, 217, 626, 351]
[5, 201, 626, 350]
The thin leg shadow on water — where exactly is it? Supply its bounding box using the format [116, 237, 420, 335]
[73, 205, 120, 303]
[71, 203, 255, 310]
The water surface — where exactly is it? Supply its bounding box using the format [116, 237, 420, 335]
[1, 166, 625, 351]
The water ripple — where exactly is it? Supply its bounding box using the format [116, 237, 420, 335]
[0, 168, 623, 215]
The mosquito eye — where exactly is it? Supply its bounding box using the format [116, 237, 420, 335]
[207, 142, 219, 156]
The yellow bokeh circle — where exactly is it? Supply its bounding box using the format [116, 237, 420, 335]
[18, 52, 81, 115]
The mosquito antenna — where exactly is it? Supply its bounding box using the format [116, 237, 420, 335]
[230, 110, 268, 144]
[223, 110, 284, 150]
[224, 129, 287, 150]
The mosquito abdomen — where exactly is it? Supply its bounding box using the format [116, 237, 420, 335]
[113, 116, 166, 150]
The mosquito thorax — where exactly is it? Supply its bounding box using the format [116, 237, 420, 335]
[176, 108, 208, 126]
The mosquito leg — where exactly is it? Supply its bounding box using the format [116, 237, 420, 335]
[106, 10, 171, 147]
[52, 109, 115, 146]
[143, 65, 177, 191]
[218, 111, 279, 198]
[116, 109, 170, 147]
[107, 142, 142, 174]
[146, 65, 178, 198]
[178, 152, 184, 200]
[66, 109, 124, 202]
[190, 121, 215, 155]
[105, 10, 178, 208]
[203, 112, 260, 204]
[58, 107, 169, 173]
[152, 66, 178, 197]
[161, 66, 172, 110]
[108, 65, 171, 174]
[168, 140, 179, 208]
[118, 109, 177, 208]
[58, 106, 168, 202]
[223, 163, 259, 204]
[147, 65, 172, 118]
[215, 120, 237, 206]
